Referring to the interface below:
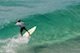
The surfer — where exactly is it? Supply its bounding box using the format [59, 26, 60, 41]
[16, 20, 30, 36]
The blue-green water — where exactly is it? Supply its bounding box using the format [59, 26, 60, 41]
[0, 0, 80, 53]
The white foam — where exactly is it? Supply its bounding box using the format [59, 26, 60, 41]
[0, 36, 30, 53]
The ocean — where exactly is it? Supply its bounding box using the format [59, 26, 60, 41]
[0, 0, 80, 53]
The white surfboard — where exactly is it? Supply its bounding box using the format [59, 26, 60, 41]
[11, 26, 36, 43]
[23, 26, 37, 38]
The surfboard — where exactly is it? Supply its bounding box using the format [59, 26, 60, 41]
[23, 26, 37, 38]
[11, 26, 36, 43]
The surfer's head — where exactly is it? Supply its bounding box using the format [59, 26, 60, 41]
[17, 20, 21, 22]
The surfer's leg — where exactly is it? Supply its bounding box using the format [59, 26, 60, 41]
[20, 27, 24, 36]
[23, 27, 28, 31]
[23, 27, 30, 36]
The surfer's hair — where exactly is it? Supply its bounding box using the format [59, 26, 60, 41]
[17, 20, 21, 22]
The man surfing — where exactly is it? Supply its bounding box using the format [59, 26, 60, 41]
[16, 20, 30, 36]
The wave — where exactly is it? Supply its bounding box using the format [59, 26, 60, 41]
[0, 3, 80, 43]
[0, 2, 80, 53]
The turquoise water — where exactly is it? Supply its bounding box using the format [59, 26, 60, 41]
[0, 0, 80, 53]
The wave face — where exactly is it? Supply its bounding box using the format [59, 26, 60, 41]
[0, 0, 80, 53]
